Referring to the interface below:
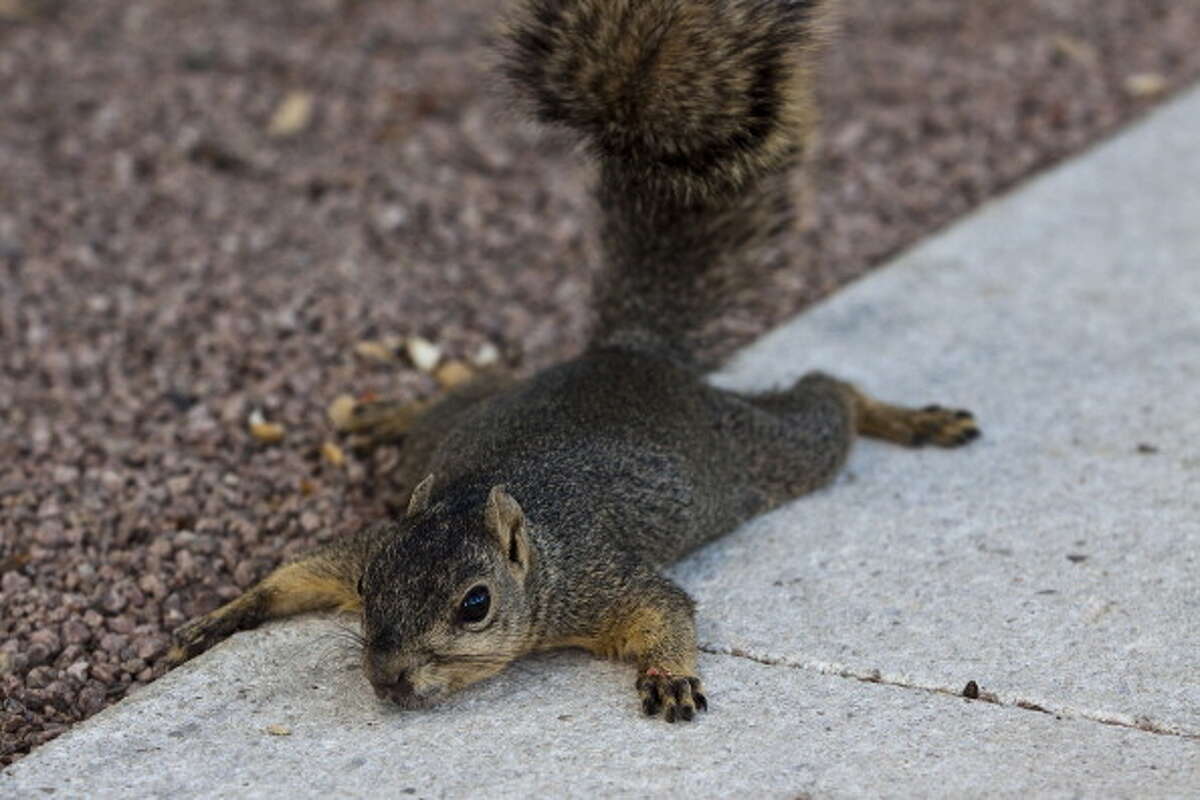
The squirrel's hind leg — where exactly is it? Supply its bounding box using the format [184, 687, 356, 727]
[732, 371, 980, 502]
[747, 371, 981, 447]
[336, 397, 429, 450]
[334, 368, 513, 452]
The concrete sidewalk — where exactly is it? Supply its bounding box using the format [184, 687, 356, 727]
[6, 84, 1200, 798]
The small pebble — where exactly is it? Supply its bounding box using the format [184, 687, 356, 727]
[101, 586, 128, 615]
[435, 360, 473, 389]
[99, 634, 129, 655]
[90, 663, 117, 684]
[52, 465, 80, 485]
[233, 561, 259, 588]
[327, 395, 358, 431]
[98, 470, 124, 491]
[135, 635, 167, 661]
[405, 336, 441, 373]
[62, 620, 91, 646]
[1051, 34, 1099, 68]
[138, 574, 167, 598]
[248, 410, 286, 444]
[470, 341, 501, 368]
[18, 642, 46, 669]
[267, 91, 315, 138]
[34, 523, 66, 547]
[1124, 72, 1167, 99]
[321, 441, 346, 466]
[29, 629, 62, 658]
[2, 571, 33, 594]
[25, 666, 54, 690]
[353, 339, 398, 363]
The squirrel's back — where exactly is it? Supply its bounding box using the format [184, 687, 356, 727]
[503, 0, 832, 368]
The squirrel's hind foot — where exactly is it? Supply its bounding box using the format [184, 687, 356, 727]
[333, 397, 429, 451]
[909, 405, 981, 447]
[860, 403, 981, 448]
[830, 376, 980, 448]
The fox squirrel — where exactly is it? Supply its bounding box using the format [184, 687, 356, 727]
[168, 0, 979, 723]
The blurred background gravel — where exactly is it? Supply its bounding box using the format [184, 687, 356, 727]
[2, 0, 1198, 765]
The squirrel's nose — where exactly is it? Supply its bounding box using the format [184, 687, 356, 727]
[371, 669, 416, 705]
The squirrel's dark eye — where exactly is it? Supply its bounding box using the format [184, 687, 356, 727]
[459, 585, 491, 625]
[356, 575, 365, 597]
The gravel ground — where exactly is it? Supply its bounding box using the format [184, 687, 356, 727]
[3, 0, 1199, 766]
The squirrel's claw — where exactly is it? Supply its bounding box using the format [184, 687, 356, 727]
[164, 622, 208, 667]
[165, 612, 232, 667]
[636, 672, 707, 723]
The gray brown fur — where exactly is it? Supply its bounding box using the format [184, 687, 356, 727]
[169, 0, 980, 723]
[504, 0, 832, 368]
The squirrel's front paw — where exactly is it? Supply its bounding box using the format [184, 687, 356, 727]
[166, 607, 246, 667]
[636, 669, 708, 723]
[165, 615, 219, 667]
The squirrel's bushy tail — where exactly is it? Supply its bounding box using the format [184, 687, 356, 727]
[504, 0, 832, 368]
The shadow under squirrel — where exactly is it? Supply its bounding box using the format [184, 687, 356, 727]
[168, 0, 980, 723]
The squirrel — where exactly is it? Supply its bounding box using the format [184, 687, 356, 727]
[167, 0, 980, 723]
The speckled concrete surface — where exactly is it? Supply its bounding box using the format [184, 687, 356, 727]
[6, 625, 1200, 799]
[704, 82, 1200, 739]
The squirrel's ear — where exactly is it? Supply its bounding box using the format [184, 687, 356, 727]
[484, 485, 531, 575]
[407, 474, 435, 517]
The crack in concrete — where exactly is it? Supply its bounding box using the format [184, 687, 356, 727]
[698, 643, 1200, 742]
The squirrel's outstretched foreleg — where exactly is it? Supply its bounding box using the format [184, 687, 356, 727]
[555, 571, 708, 723]
[166, 522, 392, 665]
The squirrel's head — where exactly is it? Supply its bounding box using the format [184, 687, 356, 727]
[358, 475, 537, 708]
